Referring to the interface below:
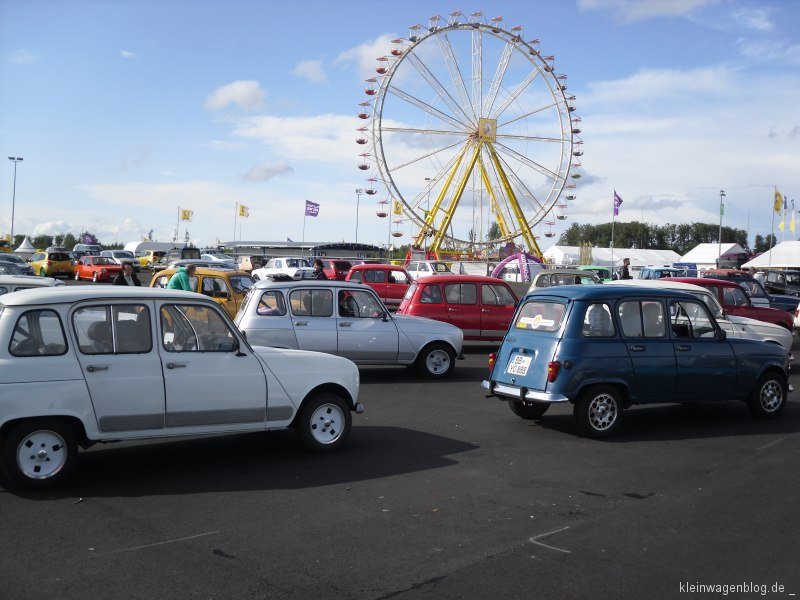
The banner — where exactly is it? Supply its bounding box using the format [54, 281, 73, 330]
[180, 209, 193, 222]
[613, 191, 623, 217]
[305, 200, 319, 217]
[393, 200, 403, 215]
[238, 204, 249, 218]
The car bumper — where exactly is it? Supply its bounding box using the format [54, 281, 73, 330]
[481, 380, 569, 403]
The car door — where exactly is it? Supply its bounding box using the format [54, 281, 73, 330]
[721, 285, 761, 321]
[158, 302, 268, 431]
[73, 302, 167, 434]
[442, 282, 481, 337]
[335, 288, 398, 361]
[479, 283, 517, 340]
[385, 269, 411, 308]
[364, 268, 387, 302]
[668, 298, 736, 400]
[286, 287, 338, 354]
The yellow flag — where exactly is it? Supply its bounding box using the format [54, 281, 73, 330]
[774, 190, 783, 213]
[180, 209, 193, 222]
[238, 204, 249, 218]
[393, 200, 402, 215]
[778, 219, 785, 232]
[792, 200, 796, 234]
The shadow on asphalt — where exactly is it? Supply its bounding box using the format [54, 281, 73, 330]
[4, 425, 478, 500]
[524, 400, 800, 442]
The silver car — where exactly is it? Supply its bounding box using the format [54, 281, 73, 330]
[235, 280, 464, 377]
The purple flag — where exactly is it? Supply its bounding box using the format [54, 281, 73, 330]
[305, 200, 319, 217]
[613, 191, 623, 216]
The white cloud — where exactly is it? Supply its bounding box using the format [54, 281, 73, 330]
[335, 34, 396, 78]
[293, 58, 327, 84]
[7, 49, 36, 64]
[110, 145, 151, 173]
[33, 221, 72, 237]
[204, 80, 266, 111]
[738, 39, 800, 66]
[731, 7, 773, 31]
[577, 0, 719, 22]
[120, 50, 135, 59]
[242, 162, 294, 182]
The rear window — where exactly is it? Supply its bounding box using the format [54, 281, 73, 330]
[333, 261, 352, 270]
[514, 300, 565, 332]
[48, 253, 71, 261]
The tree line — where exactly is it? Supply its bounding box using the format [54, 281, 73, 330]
[7, 232, 125, 251]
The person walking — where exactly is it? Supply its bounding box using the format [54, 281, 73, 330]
[166, 264, 197, 291]
[619, 257, 633, 280]
[113, 262, 141, 286]
[313, 259, 328, 280]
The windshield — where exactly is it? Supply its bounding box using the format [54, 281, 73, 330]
[432, 262, 451, 273]
[786, 273, 800, 285]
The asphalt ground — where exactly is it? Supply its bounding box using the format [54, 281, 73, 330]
[1, 277, 798, 599]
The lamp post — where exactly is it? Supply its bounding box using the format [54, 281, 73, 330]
[424, 177, 432, 256]
[355, 188, 363, 244]
[718, 189, 726, 262]
[8, 156, 23, 242]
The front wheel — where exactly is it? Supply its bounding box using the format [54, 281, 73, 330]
[509, 400, 550, 420]
[295, 393, 351, 451]
[415, 342, 455, 378]
[574, 385, 622, 439]
[748, 372, 787, 418]
[1, 420, 78, 489]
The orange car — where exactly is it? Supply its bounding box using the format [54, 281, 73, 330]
[73, 256, 122, 283]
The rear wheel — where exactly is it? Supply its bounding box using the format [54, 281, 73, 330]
[295, 393, 351, 451]
[748, 372, 787, 418]
[574, 385, 622, 439]
[415, 342, 455, 378]
[509, 400, 550, 420]
[1, 420, 78, 489]
[39, 268, 46, 277]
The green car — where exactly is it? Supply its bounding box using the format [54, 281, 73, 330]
[578, 265, 612, 282]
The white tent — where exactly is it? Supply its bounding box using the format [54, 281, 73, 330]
[13, 236, 35, 259]
[742, 241, 800, 269]
[542, 245, 680, 270]
[678, 243, 746, 273]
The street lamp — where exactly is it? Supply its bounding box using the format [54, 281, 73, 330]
[718, 189, 726, 261]
[355, 188, 363, 244]
[8, 157, 23, 242]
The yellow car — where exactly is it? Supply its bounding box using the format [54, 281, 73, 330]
[150, 267, 255, 318]
[136, 250, 166, 268]
[28, 249, 75, 278]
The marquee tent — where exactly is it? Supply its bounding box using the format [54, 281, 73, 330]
[742, 241, 800, 269]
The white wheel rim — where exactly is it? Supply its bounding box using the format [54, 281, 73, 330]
[425, 348, 451, 375]
[588, 393, 617, 431]
[308, 403, 346, 445]
[16, 429, 68, 480]
[759, 380, 783, 413]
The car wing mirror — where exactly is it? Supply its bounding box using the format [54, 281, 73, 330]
[381, 311, 389, 322]
[218, 340, 238, 352]
[715, 329, 727, 342]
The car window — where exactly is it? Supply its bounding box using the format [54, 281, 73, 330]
[338, 290, 384, 318]
[48, 253, 70, 262]
[349, 271, 363, 283]
[481, 284, 515, 306]
[388, 270, 410, 284]
[726, 286, 749, 307]
[160, 304, 237, 352]
[619, 301, 665, 338]
[515, 300, 565, 331]
[444, 283, 477, 305]
[256, 291, 287, 316]
[582, 303, 615, 337]
[9, 309, 67, 356]
[669, 300, 716, 339]
[152, 275, 170, 288]
[201, 277, 229, 298]
[0, 286, 8, 295]
[365, 270, 385, 283]
[534, 275, 550, 288]
[74, 305, 151, 354]
[228, 275, 253, 295]
[419, 264, 429, 272]
[419, 284, 442, 304]
[289, 289, 333, 317]
[432, 263, 450, 273]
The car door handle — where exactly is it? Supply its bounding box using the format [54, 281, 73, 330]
[167, 362, 187, 369]
[630, 345, 645, 352]
[676, 345, 690, 351]
[481, 308, 492, 312]
[294, 321, 309, 326]
[86, 364, 109, 372]
[339, 322, 352, 327]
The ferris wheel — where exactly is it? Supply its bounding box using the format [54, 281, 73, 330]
[356, 11, 582, 257]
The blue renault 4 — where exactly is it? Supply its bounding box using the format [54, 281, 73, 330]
[482, 286, 789, 438]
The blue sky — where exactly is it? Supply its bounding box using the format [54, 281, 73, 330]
[1, 0, 799, 251]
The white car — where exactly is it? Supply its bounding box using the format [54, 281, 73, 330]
[0, 287, 362, 489]
[0, 274, 65, 295]
[235, 279, 464, 377]
[100, 249, 140, 272]
[252, 257, 314, 280]
[405, 260, 452, 280]
[200, 251, 238, 269]
[607, 279, 794, 361]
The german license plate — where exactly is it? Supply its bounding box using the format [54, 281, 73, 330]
[506, 354, 532, 376]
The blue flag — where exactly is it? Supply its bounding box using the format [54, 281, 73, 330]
[613, 191, 623, 216]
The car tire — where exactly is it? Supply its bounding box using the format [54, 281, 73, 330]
[747, 371, 787, 419]
[1, 419, 78, 489]
[509, 400, 550, 420]
[92, 272, 98, 283]
[415, 342, 455, 378]
[295, 393, 351, 452]
[74, 271, 80, 281]
[574, 385, 622, 439]
[39, 268, 46, 277]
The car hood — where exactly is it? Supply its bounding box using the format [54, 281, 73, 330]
[391, 313, 462, 335]
[727, 314, 793, 352]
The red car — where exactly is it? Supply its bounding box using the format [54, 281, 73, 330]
[673, 277, 794, 330]
[396, 274, 518, 341]
[345, 263, 412, 309]
[321, 259, 352, 281]
[73, 256, 122, 283]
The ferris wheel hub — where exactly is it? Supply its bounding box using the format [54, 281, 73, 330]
[477, 118, 497, 142]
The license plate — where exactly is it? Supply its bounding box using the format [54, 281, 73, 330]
[506, 354, 532, 376]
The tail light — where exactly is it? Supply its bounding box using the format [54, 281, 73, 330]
[488, 352, 496, 375]
[547, 360, 561, 383]
[46, 260, 52, 266]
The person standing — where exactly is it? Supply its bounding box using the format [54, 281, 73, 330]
[167, 264, 197, 291]
[619, 258, 633, 280]
[113, 262, 141, 286]
[313, 259, 328, 280]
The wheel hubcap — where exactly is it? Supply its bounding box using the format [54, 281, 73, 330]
[588, 394, 617, 431]
[760, 380, 783, 412]
[426, 350, 450, 374]
[17, 430, 68, 479]
[309, 404, 345, 445]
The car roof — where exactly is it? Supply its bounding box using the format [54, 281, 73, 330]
[157, 267, 249, 276]
[523, 284, 697, 302]
[0, 286, 211, 307]
[0, 275, 62, 286]
[606, 279, 709, 293]
[536, 269, 594, 276]
[672, 277, 741, 288]
[414, 274, 509, 284]
[252, 279, 366, 291]
[350, 263, 405, 271]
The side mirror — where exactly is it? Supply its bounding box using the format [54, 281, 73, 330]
[715, 329, 727, 342]
[218, 341, 238, 352]
[381, 311, 389, 322]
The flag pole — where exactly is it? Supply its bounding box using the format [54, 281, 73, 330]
[176, 206, 181, 244]
[234, 202, 238, 243]
[611, 190, 616, 274]
[302, 202, 307, 245]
